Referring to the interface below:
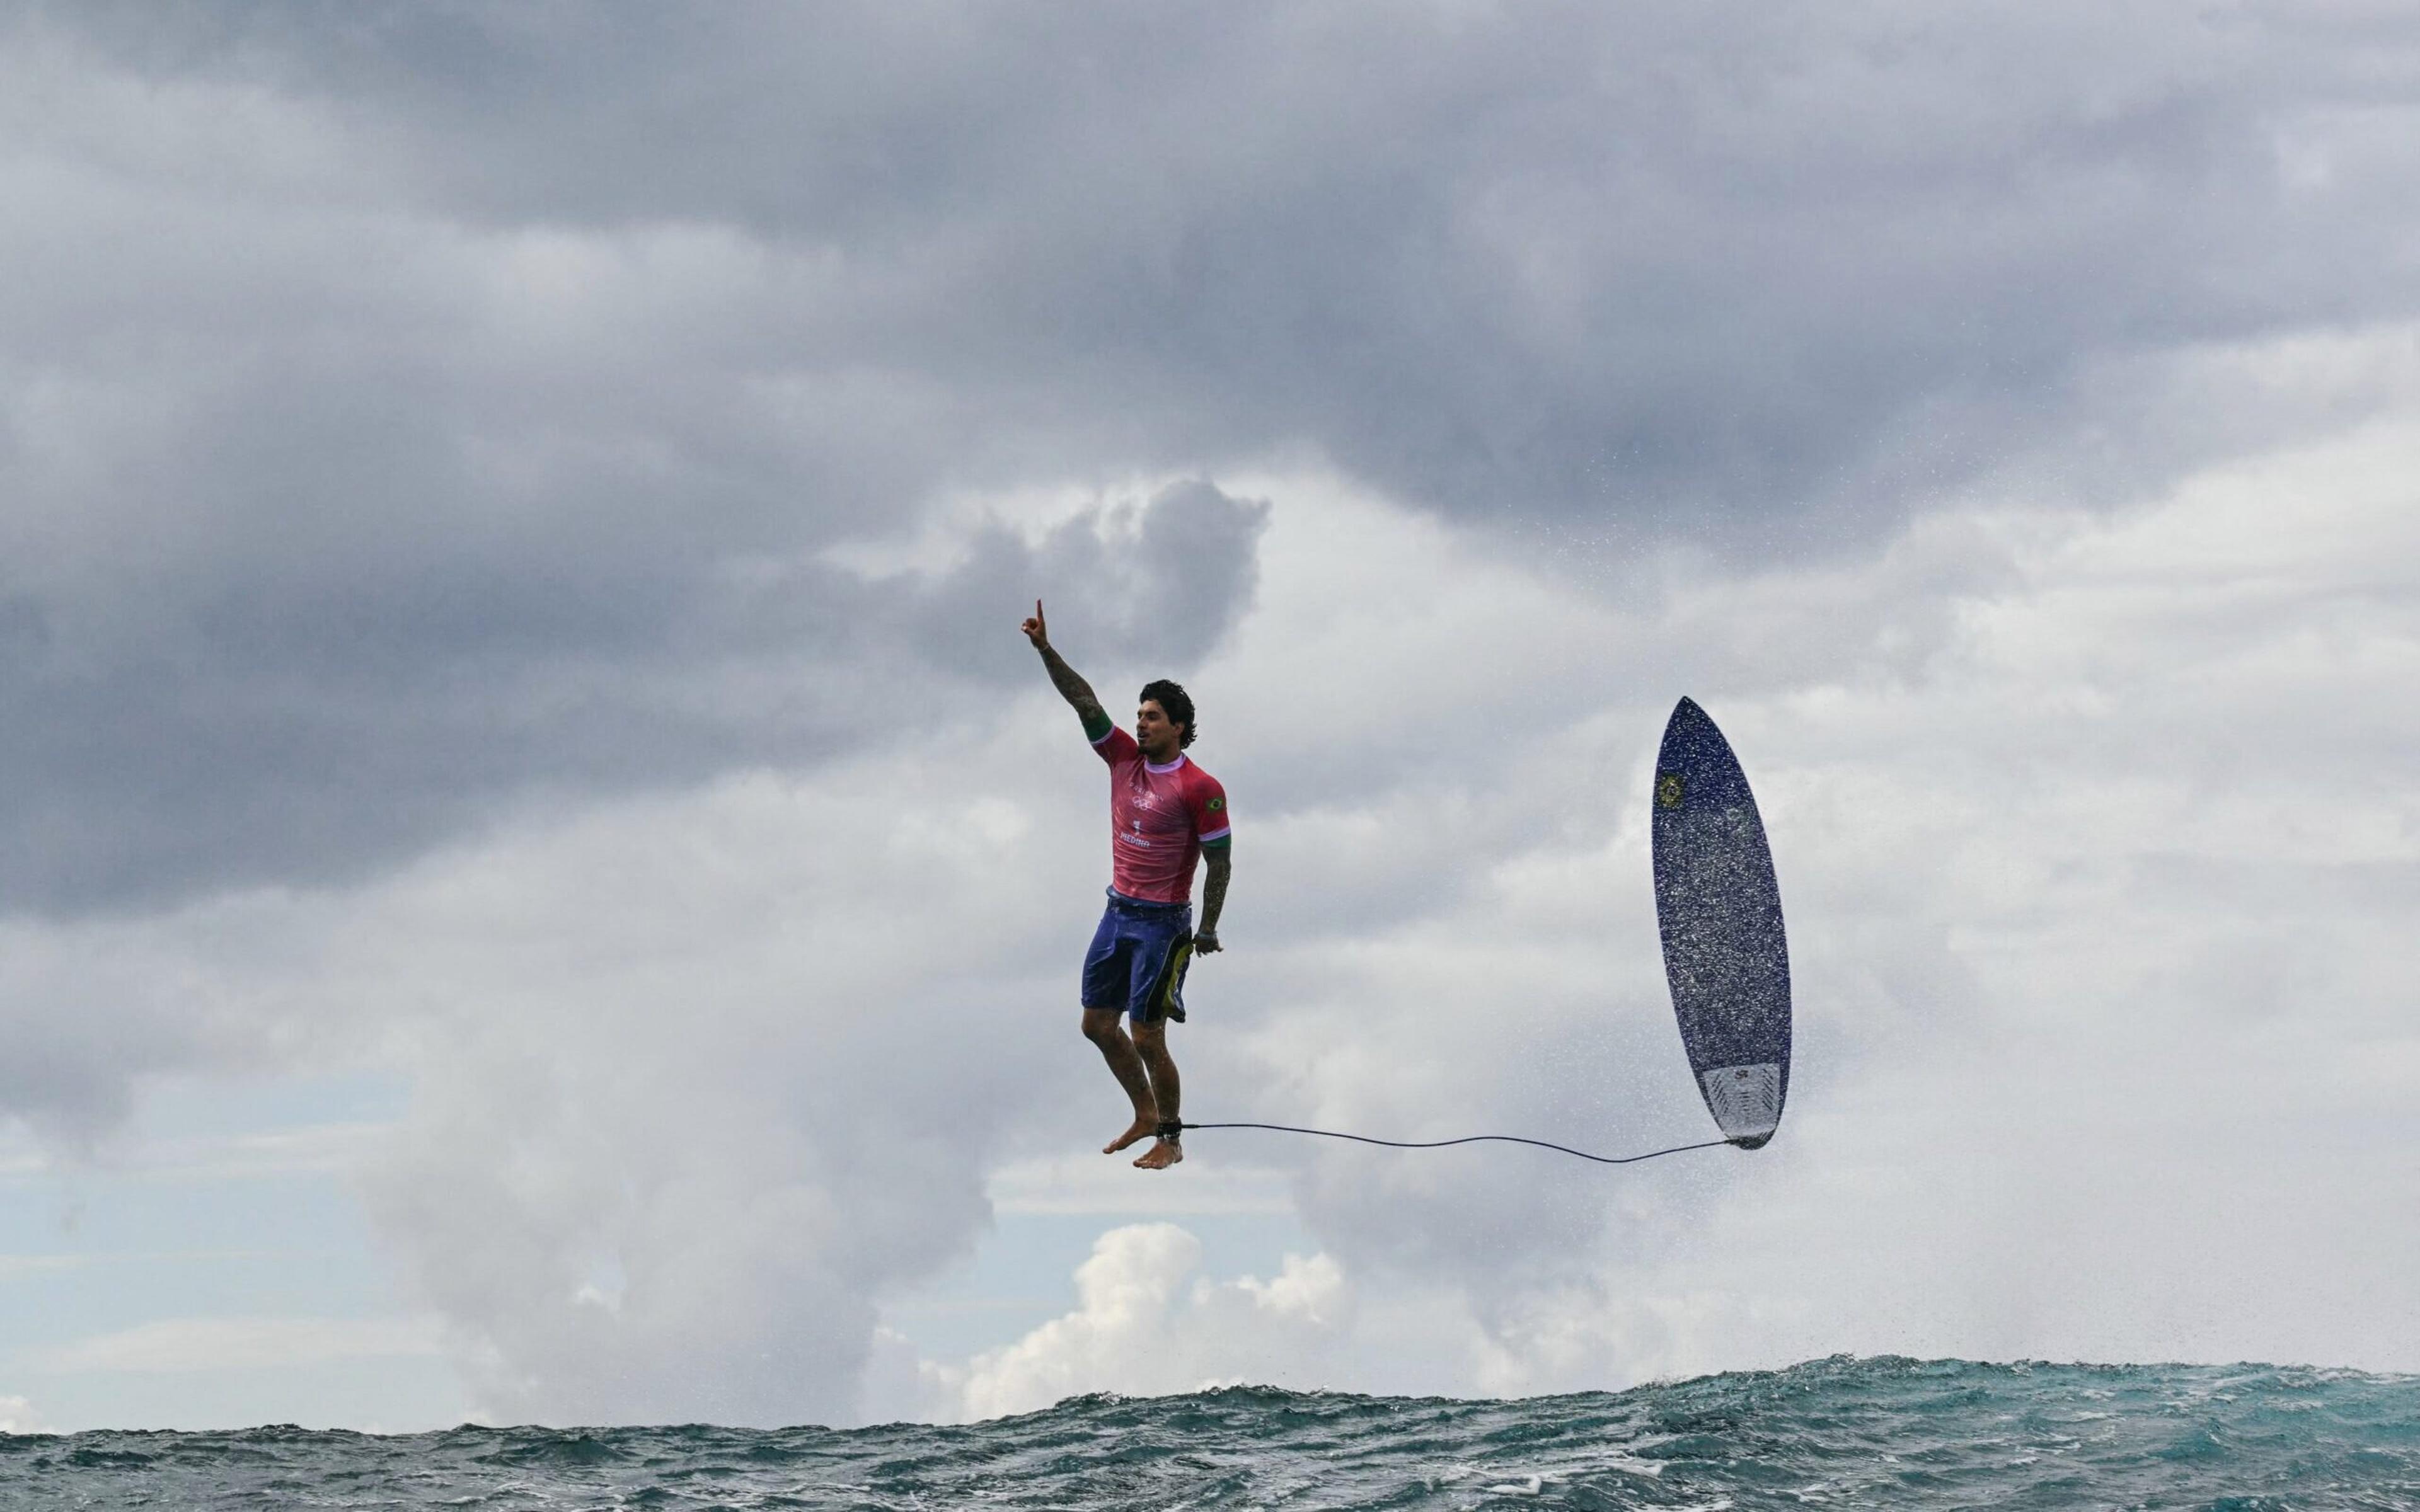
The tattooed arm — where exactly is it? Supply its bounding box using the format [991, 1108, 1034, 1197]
[1195, 842, 1230, 952]
[1021, 599, 1112, 741]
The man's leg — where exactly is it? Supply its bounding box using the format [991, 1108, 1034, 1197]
[1083, 1007, 1160, 1154]
[1129, 1019, 1183, 1170]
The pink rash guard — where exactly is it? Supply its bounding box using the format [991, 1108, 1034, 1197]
[1092, 726, 1230, 905]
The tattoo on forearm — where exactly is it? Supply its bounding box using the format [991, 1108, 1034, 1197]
[1201, 857, 1230, 934]
[1038, 644, 1105, 724]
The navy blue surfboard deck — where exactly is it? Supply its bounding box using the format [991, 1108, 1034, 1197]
[1651, 698, 1791, 1148]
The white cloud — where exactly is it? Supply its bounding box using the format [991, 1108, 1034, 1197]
[940, 1224, 1356, 1421]
[902, 1223, 1775, 1422]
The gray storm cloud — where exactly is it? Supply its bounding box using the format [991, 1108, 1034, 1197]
[25, 1, 2420, 527]
[0, 479, 1264, 916]
[9, 1, 2418, 918]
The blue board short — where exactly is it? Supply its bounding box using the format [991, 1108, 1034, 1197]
[1082, 889, 1194, 1025]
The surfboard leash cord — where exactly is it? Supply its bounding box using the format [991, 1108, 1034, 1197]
[1175, 1122, 1734, 1166]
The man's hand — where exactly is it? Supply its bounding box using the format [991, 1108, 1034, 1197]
[1021, 598, 1050, 651]
[1192, 929, 1221, 954]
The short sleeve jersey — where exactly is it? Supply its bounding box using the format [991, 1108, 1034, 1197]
[1092, 726, 1230, 905]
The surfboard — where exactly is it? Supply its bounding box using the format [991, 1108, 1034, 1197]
[1651, 698, 1791, 1149]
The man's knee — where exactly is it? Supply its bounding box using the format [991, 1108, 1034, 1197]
[1081, 1009, 1125, 1046]
[1130, 1021, 1167, 1057]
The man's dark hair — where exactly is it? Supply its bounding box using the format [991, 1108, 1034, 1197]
[1139, 679, 1197, 748]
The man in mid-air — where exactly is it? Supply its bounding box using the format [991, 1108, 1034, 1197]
[1022, 600, 1230, 1171]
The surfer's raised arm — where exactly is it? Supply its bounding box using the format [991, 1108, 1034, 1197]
[1022, 599, 1112, 741]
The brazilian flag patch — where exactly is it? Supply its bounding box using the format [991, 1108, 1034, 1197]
[1656, 772, 1685, 810]
[1207, 796, 1224, 812]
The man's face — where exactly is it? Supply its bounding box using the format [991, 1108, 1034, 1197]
[1135, 700, 1183, 759]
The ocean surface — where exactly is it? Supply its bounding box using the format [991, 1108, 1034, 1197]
[4, 1356, 2415, 1509]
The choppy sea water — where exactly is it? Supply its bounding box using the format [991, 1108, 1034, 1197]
[5, 1356, 2415, 1509]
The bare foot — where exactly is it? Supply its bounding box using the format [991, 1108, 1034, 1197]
[1103, 1115, 1159, 1155]
[1134, 1137, 1184, 1171]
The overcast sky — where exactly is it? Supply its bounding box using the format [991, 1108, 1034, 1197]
[3, 1, 2416, 1431]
